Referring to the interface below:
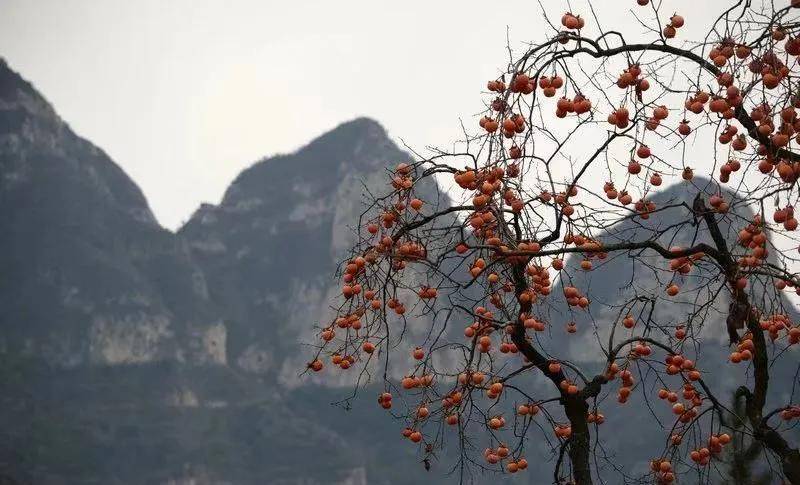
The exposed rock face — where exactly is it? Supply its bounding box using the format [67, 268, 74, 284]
[88, 313, 173, 364]
[180, 117, 412, 381]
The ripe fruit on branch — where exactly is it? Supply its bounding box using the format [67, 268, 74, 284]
[554, 424, 572, 438]
[561, 12, 584, 30]
[650, 173, 662, 186]
[623, 315, 636, 329]
[488, 416, 505, 429]
[486, 79, 506, 93]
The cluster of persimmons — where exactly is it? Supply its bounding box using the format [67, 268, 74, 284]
[308, 1, 800, 483]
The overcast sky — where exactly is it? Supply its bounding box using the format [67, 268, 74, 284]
[1, 0, 727, 230]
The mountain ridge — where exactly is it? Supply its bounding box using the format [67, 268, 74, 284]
[0, 58, 440, 485]
[0, 57, 158, 227]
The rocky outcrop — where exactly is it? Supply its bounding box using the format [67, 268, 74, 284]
[179, 116, 444, 385]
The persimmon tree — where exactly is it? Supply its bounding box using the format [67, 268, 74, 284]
[308, 1, 800, 483]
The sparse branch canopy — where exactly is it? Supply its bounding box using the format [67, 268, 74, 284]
[308, 2, 800, 484]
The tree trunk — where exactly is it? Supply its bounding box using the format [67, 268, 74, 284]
[564, 396, 593, 485]
[755, 425, 800, 484]
[699, 197, 800, 484]
[510, 263, 593, 484]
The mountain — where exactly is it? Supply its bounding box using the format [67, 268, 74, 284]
[0, 57, 222, 368]
[0, 59, 443, 485]
[179, 117, 422, 381]
[0, 56, 797, 485]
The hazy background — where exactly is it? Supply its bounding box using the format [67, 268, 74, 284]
[0, 0, 727, 230]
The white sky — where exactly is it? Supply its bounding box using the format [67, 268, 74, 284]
[0, 0, 730, 230]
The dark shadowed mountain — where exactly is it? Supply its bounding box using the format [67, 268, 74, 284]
[0, 58, 443, 485]
[0, 57, 797, 485]
[0, 57, 222, 368]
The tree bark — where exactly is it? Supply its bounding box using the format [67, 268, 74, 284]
[697, 197, 800, 483]
[510, 263, 593, 484]
[758, 427, 800, 484]
[564, 396, 593, 485]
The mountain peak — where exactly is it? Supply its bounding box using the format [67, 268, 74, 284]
[0, 58, 158, 227]
[292, 116, 397, 166]
[314, 116, 388, 142]
[0, 57, 50, 110]
[205, 117, 408, 212]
